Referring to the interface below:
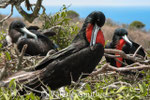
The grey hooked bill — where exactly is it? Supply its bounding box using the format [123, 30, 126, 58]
[21, 27, 38, 40]
[90, 24, 100, 46]
[122, 35, 132, 46]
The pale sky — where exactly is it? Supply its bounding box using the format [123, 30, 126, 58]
[30, 0, 150, 6]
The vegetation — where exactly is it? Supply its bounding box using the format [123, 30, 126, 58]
[129, 21, 145, 29]
[41, 5, 79, 49]
[67, 10, 80, 19]
[0, 2, 150, 100]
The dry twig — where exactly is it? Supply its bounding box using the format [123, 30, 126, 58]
[0, 0, 44, 23]
[16, 44, 28, 70]
[104, 49, 149, 64]
[133, 45, 142, 57]
[0, 59, 9, 80]
[91, 63, 150, 77]
[102, 81, 132, 90]
[0, 4, 14, 24]
[15, 0, 43, 23]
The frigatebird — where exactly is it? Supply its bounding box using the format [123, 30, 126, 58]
[3, 11, 106, 93]
[105, 28, 146, 67]
[5, 20, 57, 56]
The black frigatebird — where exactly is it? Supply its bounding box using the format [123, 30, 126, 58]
[5, 20, 57, 56]
[105, 28, 146, 67]
[3, 11, 106, 92]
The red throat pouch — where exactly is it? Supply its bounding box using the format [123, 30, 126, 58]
[86, 24, 105, 46]
[116, 39, 126, 67]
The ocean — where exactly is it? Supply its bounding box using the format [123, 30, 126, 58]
[0, 6, 150, 30]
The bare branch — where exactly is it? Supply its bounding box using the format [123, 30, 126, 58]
[133, 45, 142, 57]
[16, 44, 28, 70]
[114, 58, 128, 66]
[90, 63, 150, 77]
[0, 0, 24, 8]
[102, 81, 132, 90]
[15, 0, 43, 23]
[105, 49, 138, 62]
[90, 64, 110, 76]
[0, 59, 9, 80]
[0, 0, 45, 23]
[104, 49, 148, 64]
[23, 84, 43, 94]
[0, 4, 14, 24]
[107, 64, 150, 71]
[104, 53, 121, 58]
[0, 1, 10, 8]
[31, 4, 46, 14]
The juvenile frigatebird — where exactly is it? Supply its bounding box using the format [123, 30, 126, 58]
[105, 28, 146, 67]
[3, 11, 106, 93]
[5, 20, 57, 56]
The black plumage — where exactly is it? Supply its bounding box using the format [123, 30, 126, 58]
[3, 11, 106, 93]
[105, 28, 146, 67]
[5, 20, 57, 56]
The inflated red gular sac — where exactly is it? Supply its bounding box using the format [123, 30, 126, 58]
[86, 24, 105, 46]
[115, 39, 127, 67]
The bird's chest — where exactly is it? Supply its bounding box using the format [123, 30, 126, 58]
[66, 45, 104, 80]
[115, 40, 127, 67]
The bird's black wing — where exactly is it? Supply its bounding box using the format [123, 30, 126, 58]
[123, 41, 146, 65]
[25, 44, 103, 90]
[28, 27, 56, 37]
[41, 31, 56, 37]
[130, 42, 146, 57]
[122, 43, 131, 54]
[34, 44, 78, 70]
[27, 26, 40, 30]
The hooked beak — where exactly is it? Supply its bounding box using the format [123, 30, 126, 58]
[90, 24, 100, 46]
[122, 35, 132, 46]
[20, 27, 38, 40]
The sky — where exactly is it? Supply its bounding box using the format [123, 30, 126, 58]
[30, 0, 150, 7]
[0, 0, 150, 30]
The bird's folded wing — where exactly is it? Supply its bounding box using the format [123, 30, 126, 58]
[34, 44, 76, 70]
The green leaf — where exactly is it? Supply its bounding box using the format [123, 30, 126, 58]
[139, 83, 147, 95]
[117, 94, 123, 99]
[116, 86, 126, 93]
[73, 93, 80, 100]
[105, 87, 109, 95]
[5, 52, 11, 60]
[9, 79, 16, 88]
[3, 94, 9, 100]
[139, 84, 144, 93]
[0, 43, 2, 48]
[130, 96, 141, 100]
[84, 84, 91, 93]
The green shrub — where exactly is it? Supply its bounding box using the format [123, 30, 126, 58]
[40, 5, 79, 49]
[67, 10, 79, 19]
[129, 21, 145, 29]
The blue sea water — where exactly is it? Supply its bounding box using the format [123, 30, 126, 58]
[0, 6, 150, 30]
